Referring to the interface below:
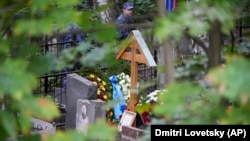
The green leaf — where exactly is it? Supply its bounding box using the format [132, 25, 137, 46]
[87, 120, 117, 141]
[136, 104, 151, 114]
[56, 0, 80, 8]
[153, 82, 204, 120]
[17, 112, 32, 134]
[65, 130, 88, 141]
[30, 0, 51, 13]
[19, 97, 60, 121]
[0, 111, 17, 138]
[155, 16, 183, 41]
[19, 134, 41, 141]
[85, 22, 117, 43]
[207, 56, 250, 101]
[0, 39, 10, 54]
[48, 131, 73, 141]
[27, 54, 56, 75]
[80, 46, 111, 66]
[48, 130, 88, 141]
[14, 19, 52, 36]
[14, 8, 80, 36]
[79, 12, 93, 31]
[0, 59, 37, 100]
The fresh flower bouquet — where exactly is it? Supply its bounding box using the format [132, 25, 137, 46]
[137, 89, 166, 125]
[86, 74, 114, 123]
[117, 72, 131, 102]
[145, 89, 165, 104]
[88, 74, 111, 101]
[77, 65, 114, 123]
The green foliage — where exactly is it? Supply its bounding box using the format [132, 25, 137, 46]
[0, 0, 118, 140]
[143, 0, 250, 129]
[208, 56, 250, 101]
[116, 0, 157, 17]
[86, 120, 117, 140]
[77, 42, 131, 77]
[153, 56, 250, 124]
[134, 0, 157, 14]
[46, 120, 116, 141]
[1, 0, 250, 140]
[154, 0, 246, 41]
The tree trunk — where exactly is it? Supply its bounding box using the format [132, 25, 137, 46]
[157, 0, 175, 89]
[94, 0, 113, 23]
[208, 20, 222, 69]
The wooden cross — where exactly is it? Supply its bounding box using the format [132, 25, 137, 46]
[116, 30, 157, 125]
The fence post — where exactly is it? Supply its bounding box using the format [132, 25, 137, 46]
[44, 36, 49, 94]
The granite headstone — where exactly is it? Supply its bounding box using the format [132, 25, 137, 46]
[65, 73, 97, 129]
[76, 99, 106, 132]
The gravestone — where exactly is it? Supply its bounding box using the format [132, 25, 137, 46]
[76, 99, 106, 132]
[65, 73, 97, 129]
[121, 125, 144, 141]
[31, 118, 56, 135]
[7, 118, 56, 141]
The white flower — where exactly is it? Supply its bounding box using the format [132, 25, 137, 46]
[127, 79, 131, 83]
[122, 87, 127, 93]
[145, 89, 166, 103]
[120, 72, 125, 77]
[125, 75, 130, 82]
[124, 95, 130, 101]
[127, 90, 130, 95]
[117, 74, 121, 78]
[117, 72, 132, 101]
[119, 80, 125, 85]
[147, 90, 159, 98]
[126, 83, 130, 88]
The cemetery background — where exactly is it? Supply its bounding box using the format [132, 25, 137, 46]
[30, 28, 161, 141]
[34, 28, 159, 131]
[1, 0, 250, 141]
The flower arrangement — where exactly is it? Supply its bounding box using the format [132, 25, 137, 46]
[86, 73, 113, 123]
[88, 74, 111, 101]
[137, 89, 166, 125]
[145, 89, 165, 104]
[117, 72, 131, 102]
[116, 72, 166, 125]
[78, 65, 114, 124]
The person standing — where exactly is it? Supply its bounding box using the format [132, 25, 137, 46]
[116, 2, 134, 40]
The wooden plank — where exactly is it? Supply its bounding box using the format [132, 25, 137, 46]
[119, 52, 147, 64]
[127, 41, 139, 127]
[115, 36, 134, 59]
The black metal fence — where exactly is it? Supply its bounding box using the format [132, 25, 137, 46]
[35, 32, 159, 94]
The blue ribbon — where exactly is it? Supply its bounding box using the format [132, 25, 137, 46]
[109, 75, 127, 120]
[166, 0, 173, 11]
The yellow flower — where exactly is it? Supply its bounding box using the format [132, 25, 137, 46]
[93, 82, 97, 86]
[102, 81, 106, 86]
[100, 86, 106, 91]
[97, 77, 101, 82]
[97, 89, 101, 95]
[103, 95, 107, 100]
[89, 74, 95, 78]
